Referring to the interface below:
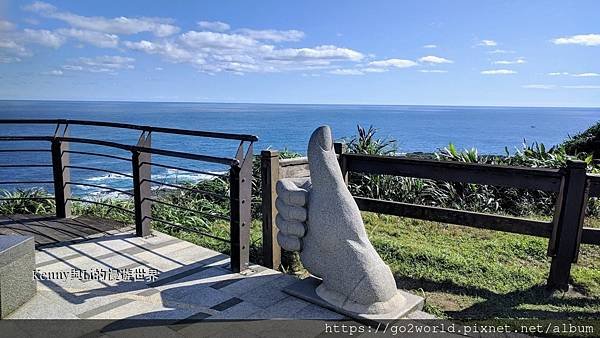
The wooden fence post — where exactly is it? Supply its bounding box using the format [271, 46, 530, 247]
[261, 150, 281, 270]
[334, 142, 348, 185]
[230, 142, 253, 273]
[51, 138, 71, 218]
[547, 160, 588, 290]
[132, 132, 152, 237]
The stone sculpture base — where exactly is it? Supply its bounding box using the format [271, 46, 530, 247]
[0, 236, 36, 318]
[283, 276, 424, 326]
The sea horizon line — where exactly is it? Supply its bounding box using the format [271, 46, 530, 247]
[0, 99, 599, 110]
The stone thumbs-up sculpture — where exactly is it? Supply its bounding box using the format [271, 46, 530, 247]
[276, 126, 406, 317]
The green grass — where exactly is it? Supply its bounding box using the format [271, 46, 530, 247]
[2, 187, 598, 320]
[362, 212, 600, 319]
[143, 210, 600, 320]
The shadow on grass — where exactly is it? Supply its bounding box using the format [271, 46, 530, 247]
[395, 276, 600, 320]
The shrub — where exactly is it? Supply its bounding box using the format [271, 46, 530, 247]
[345, 124, 599, 217]
[562, 121, 600, 157]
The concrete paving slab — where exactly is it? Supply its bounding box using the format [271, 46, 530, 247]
[4, 226, 432, 323]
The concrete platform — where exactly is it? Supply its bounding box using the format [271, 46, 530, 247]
[6, 229, 347, 322]
[283, 276, 424, 326]
[0, 214, 434, 337]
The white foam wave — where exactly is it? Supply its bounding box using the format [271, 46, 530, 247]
[76, 168, 226, 199]
[153, 168, 226, 183]
[85, 173, 130, 182]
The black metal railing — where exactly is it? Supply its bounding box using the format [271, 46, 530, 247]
[0, 119, 257, 272]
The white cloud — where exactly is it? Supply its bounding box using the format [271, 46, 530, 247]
[522, 84, 555, 89]
[266, 45, 363, 62]
[0, 20, 15, 31]
[547, 72, 600, 77]
[43, 69, 63, 75]
[423, 44, 437, 48]
[126, 33, 363, 74]
[25, 1, 179, 37]
[179, 31, 257, 49]
[57, 28, 119, 48]
[493, 58, 526, 65]
[155, 67, 163, 71]
[481, 69, 517, 75]
[14, 1, 368, 75]
[368, 58, 417, 68]
[478, 39, 497, 47]
[562, 85, 600, 89]
[362, 67, 387, 73]
[0, 38, 29, 54]
[0, 22, 68, 62]
[237, 29, 304, 42]
[62, 65, 83, 71]
[23, 29, 65, 48]
[0, 34, 29, 63]
[197, 21, 230, 32]
[124, 40, 193, 63]
[62, 55, 135, 74]
[23, 1, 55, 12]
[552, 34, 600, 46]
[419, 69, 448, 73]
[329, 68, 364, 75]
[488, 49, 514, 54]
[0, 56, 22, 63]
[572, 72, 600, 77]
[418, 55, 453, 64]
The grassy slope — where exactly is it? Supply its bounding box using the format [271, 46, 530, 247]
[362, 212, 600, 319]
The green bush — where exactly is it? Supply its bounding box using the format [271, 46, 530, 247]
[346, 124, 599, 217]
[0, 188, 55, 215]
[562, 121, 600, 157]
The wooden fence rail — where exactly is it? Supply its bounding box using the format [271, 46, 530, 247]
[261, 144, 599, 291]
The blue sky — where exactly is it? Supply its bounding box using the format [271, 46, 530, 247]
[0, 0, 599, 106]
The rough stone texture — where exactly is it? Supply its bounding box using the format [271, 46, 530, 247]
[0, 235, 36, 318]
[276, 126, 407, 317]
[284, 277, 423, 325]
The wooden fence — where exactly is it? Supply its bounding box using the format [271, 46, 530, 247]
[260, 144, 600, 290]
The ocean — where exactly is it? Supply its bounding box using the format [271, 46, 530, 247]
[0, 100, 598, 196]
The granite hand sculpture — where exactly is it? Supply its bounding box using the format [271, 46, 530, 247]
[276, 126, 404, 315]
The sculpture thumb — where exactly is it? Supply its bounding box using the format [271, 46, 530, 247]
[305, 125, 365, 242]
[307, 126, 345, 188]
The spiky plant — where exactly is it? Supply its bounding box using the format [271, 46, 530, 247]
[0, 188, 55, 215]
[346, 125, 398, 155]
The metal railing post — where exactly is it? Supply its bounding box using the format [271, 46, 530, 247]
[132, 132, 152, 237]
[261, 150, 281, 270]
[230, 142, 253, 272]
[51, 138, 71, 218]
[334, 142, 348, 186]
[547, 160, 588, 290]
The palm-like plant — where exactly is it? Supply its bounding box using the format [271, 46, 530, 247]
[347, 125, 398, 155]
[0, 189, 55, 214]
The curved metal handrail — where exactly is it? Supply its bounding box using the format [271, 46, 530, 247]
[0, 135, 238, 166]
[0, 119, 255, 272]
[0, 119, 258, 142]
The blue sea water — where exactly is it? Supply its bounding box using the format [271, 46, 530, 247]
[0, 100, 598, 196]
